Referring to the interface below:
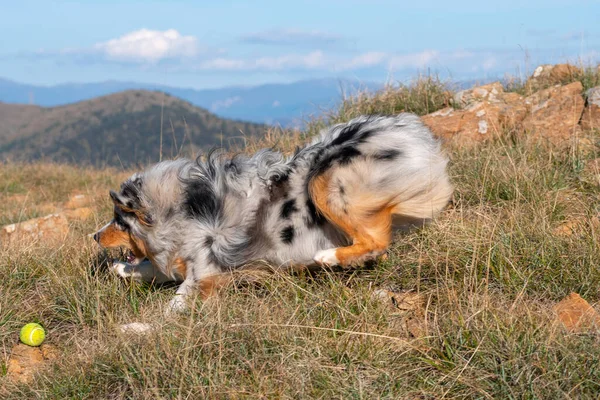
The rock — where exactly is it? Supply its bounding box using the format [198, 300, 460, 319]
[581, 86, 600, 131]
[554, 293, 600, 333]
[64, 207, 93, 221]
[553, 215, 600, 237]
[526, 64, 582, 91]
[522, 82, 585, 144]
[582, 158, 600, 186]
[372, 289, 426, 338]
[372, 289, 424, 311]
[119, 322, 155, 335]
[6, 343, 57, 384]
[64, 193, 91, 209]
[6, 194, 29, 204]
[0, 213, 69, 245]
[422, 82, 526, 144]
[573, 137, 599, 155]
[38, 203, 59, 215]
[453, 82, 505, 107]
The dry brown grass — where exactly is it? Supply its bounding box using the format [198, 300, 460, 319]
[1, 77, 600, 398]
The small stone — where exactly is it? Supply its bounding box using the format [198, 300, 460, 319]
[526, 64, 582, 91]
[554, 293, 600, 333]
[119, 322, 155, 335]
[553, 215, 600, 237]
[6, 343, 57, 384]
[371, 289, 425, 312]
[582, 158, 600, 186]
[371, 289, 427, 338]
[580, 86, 600, 131]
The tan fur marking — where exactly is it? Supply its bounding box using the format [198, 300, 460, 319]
[97, 224, 131, 248]
[172, 258, 187, 280]
[310, 173, 393, 266]
[98, 223, 149, 261]
[198, 275, 233, 300]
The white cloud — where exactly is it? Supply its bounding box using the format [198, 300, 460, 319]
[94, 29, 200, 62]
[448, 50, 475, 60]
[256, 51, 325, 69]
[200, 58, 247, 70]
[242, 29, 344, 46]
[210, 96, 242, 112]
[342, 52, 387, 69]
[196, 50, 449, 73]
[482, 56, 497, 70]
[388, 50, 439, 69]
[199, 51, 326, 71]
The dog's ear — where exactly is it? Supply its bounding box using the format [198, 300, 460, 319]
[109, 189, 153, 226]
[110, 190, 125, 207]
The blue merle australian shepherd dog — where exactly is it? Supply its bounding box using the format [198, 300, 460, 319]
[94, 114, 453, 313]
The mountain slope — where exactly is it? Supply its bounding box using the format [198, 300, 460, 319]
[0, 90, 267, 167]
[0, 77, 382, 126]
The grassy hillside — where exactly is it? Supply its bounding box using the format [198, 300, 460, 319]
[1, 73, 600, 398]
[0, 90, 267, 167]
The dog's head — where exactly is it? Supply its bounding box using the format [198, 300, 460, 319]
[93, 175, 153, 265]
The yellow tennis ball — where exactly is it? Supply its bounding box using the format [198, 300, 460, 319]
[19, 323, 46, 347]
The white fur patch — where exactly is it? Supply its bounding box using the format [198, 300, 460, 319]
[314, 248, 339, 266]
[119, 322, 154, 335]
[111, 261, 132, 279]
[165, 295, 188, 316]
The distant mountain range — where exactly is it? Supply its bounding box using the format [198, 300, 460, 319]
[0, 77, 382, 127]
[0, 90, 267, 167]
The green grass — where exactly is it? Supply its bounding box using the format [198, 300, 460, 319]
[1, 76, 600, 398]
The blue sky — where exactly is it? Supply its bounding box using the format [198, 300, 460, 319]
[1, 0, 598, 89]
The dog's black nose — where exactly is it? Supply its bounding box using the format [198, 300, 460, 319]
[93, 232, 99, 242]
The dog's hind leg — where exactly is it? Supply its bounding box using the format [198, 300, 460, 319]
[309, 173, 393, 267]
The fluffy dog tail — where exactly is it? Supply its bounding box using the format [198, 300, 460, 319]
[306, 113, 453, 265]
[308, 113, 453, 227]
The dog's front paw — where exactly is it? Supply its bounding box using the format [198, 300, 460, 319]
[165, 295, 189, 316]
[314, 249, 340, 266]
[111, 261, 133, 279]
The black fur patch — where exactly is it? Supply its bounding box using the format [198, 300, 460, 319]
[330, 120, 375, 146]
[269, 172, 291, 202]
[204, 236, 220, 266]
[165, 207, 176, 219]
[120, 178, 143, 209]
[280, 199, 298, 220]
[280, 226, 295, 244]
[113, 210, 131, 231]
[309, 146, 362, 178]
[374, 149, 402, 161]
[336, 147, 362, 165]
[305, 198, 326, 226]
[184, 179, 221, 222]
